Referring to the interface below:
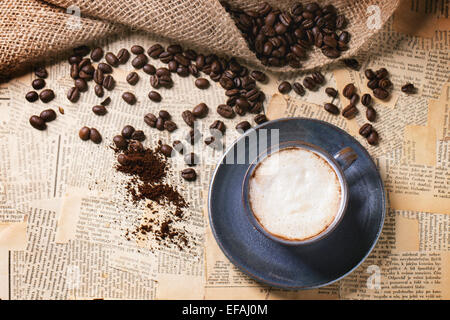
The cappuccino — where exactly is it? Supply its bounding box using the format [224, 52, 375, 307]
[248, 147, 342, 241]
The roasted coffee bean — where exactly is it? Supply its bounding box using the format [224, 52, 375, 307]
[113, 135, 128, 150]
[174, 53, 190, 67]
[68, 55, 82, 65]
[366, 107, 376, 122]
[78, 70, 93, 81]
[184, 49, 197, 61]
[204, 136, 217, 147]
[219, 76, 235, 90]
[93, 69, 104, 85]
[359, 123, 373, 137]
[339, 31, 351, 43]
[75, 78, 88, 92]
[342, 104, 358, 119]
[168, 60, 178, 72]
[188, 64, 199, 77]
[235, 121, 251, 133]
[122, 92, 136, 105]
[89, 128, 102, 144]
[159, 51, 173, 63]
[105, 52, 119, 67]
[303, 76, 316, 90]
[324, 103, 339, 114]
[100, 97, 111, 106]
[156, 117, 165, 131]
[92, 105, 107, 116]
[73, 45, 90, 57]
[150, 75, 160, 89]
[343, 58, 359, 70]
[250, 71, 266, 82]
[129, 140, 144, 153]
[290, 83, 305, 97]
[164, 120, 177, 132]
[126, 72, 139, 85]
[81, 64, 95, 75]
[254, 114, 268, 124]
[365, 69, 376, 80]
[186, 128, 202, 145]
[94, 85, 104, 98]
[322, 46, 341, 58]
[156, 67, 170, 77]
[278, 81, 292, 94]
[159, 75, 173, 88]
[40, 109, 56, 122]
[177, 66, 190, 77]
[192, 103, 208, 118]
[367, 130, 379, 145]
[159, 144, 173, 157]
[39, 89, 55, 103]
[167, 44, 182, 54]
[173, 140, 184, 154]
[121, 125, 135, 139]
[29, 115, 46, 130]
[361, 93, 372, 107]
[401, 83, 416, 94]
[195, 78, 209, 89]
[245, 89, 260, 102]
[143, 64, 156, 75]
[311, 71, 325, 85]
[131, 130, 146, 141]
[103, 75, 115, 91]
[130, 45, 144, 55]
[378, 78, 391, 89]
[343, 83, 356, 98]
[32, 78, 46, 90]
[147, 44, 164, 58]
[25, 91, 39, 102]
[217, 104, 235, 119]
[210, 120, 226, 135]
[78, 58, 91, 69]
[79, 126, 90, 140]
[182, 110, 195, 127]
[236, 97, 250, 111]
[367, 79, 379, 90]
[373, 88, 389, 100]
[34, 67, 48, 79]
[158, 110, 170, 120]
[131, 54, 148, 69]
[148, 91, 161, 102]
[181, 168, 197, 181]
[70, 64, 79, 79]
[90, 47, 104, 61]
[117, 154, 130, 166]
[375, 68, 388, 79]
[184, 152, 199, 166]
[350, 93, 359, 106]
[325, 87, 338, 98]
[97, 63, 112, 74]
[144, 113, 157, 127]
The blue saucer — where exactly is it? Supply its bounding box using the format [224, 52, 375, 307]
[208, 118, 385, 289]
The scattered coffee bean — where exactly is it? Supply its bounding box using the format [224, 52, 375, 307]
[366, 106, 376, 122]
[126, 72, 139, 85]
[113, 135, 128, 150]
[236, 121, 251, 133]
[342, 104, 358, 119]
[100, 97, 111, 106]
[278, 81, 292, 94]
[373, 88, 389, 100]
[143, 64, 156, 75]
[350, 93, 359, 106]
[367, 130, 379, 145]
[361, 93, 372, 107]
[401, 83, 416, 94]
[68, 55, 82, 65]
[29, 115, 46, 130]
[117, 154, 130, 166]
[311, 71, 325, 85]
[131, 54, 148, 69]
[210, 120, 226, 135]
[92, 105, 107, 116]
[184, 152, 199, 166]
[325, 87, 338, 98]
[73, 45, 90, 57]
[343, 58, 359, 70]
[79, 126, 90, 140]
[158, 110, 170, 121]
[129, 140, 144, 153]
[192, 103, 209, 118]
[34, 66, 48, 79]
[131, 130, 146, 141]
[324, 103, 339, 114]
[147, 43, 164, 58]
[378, 78, 391, 89]
[25, 91, 39, 102]
[39, 109, 56, 122]
[39, 89, 55, 103]
[164, 120, 177, 132]
[122, 92, 136, 105]
[148, 91, 161, 102]
[254, 114, 268, 124]
[32, 78, 46, 90]
[182, 110, 195, 127]
[250, 71, 266, 82]
[195, 78, 210, 89]
[103, 75, 115, 91]
[292, 82, 305, 96]
[217, 104, 235, 118]
[90, 47, 104, 61]
[343, 83, 356, 98]
[367, 79, 379, 90]
[181, 168, 197, 181]
[144, 113, 157, 127]
[160, 144, 173, 157]
[97, 63, 113, 74]
[75, 78, 88, 92]
[94, 85, 104, 98]
[130, 45, 144, 55]
[105, 52, 119, 67]
[359, 123, 373, 137]
[364, 69, 376, 80]
[156, 117, 165, 131]
[303, 77, 316, 90]
[89, 128, 102, 144]
[121, 125, 135, 139]
[375, 68, 388, 79]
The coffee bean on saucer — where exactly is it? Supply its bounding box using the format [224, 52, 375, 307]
[79, 126, 90, 140]
[148, 91, 161, 102]
[89, 128, 102, 144]
[122, 92, 136, 105]
[324, 103, 339, 114]
[181, 168, 197, 181]
[195, 78, 210, 89]
[113, 135, 128, 150]
[25, 91, 39, 102]
[126, 72, 139, 85]
[39, 89, 55, 103]
[121, 125, 135, 139]
[278, 81, 292, 94]
[32, 78, 45, 90]
[39, 109, 56, 122]
[29, 115, 46, 130]
[92, 105, 107, 116]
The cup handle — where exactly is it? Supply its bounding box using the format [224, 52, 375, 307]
[333, 147, 357, 171]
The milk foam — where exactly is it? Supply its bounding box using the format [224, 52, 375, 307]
[248, 147, 341, 241]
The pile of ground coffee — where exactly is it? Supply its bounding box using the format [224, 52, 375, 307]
[114, 141, 193, 250]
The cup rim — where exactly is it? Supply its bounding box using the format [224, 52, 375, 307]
[242, 140, 349, 246]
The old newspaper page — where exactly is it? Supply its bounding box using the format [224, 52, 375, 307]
[0, 1, 448, 299]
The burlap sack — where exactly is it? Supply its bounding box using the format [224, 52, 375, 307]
[0, 0, 399, 81]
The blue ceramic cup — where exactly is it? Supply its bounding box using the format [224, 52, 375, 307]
[242, 140, 357, 246]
